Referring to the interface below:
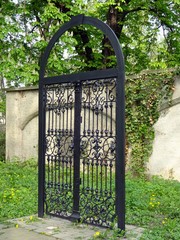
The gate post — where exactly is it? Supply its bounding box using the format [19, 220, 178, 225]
[38, 81, 45, 218]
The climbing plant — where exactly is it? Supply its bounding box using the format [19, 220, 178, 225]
[125, 69, 177, 176]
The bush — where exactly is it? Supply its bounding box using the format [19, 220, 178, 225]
[0, 131, 5, 162]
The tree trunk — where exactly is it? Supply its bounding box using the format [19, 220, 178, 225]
[102, 5, 127, 66]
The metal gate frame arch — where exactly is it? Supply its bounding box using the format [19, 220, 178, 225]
[38, 14, 125, 230]
[39, 14, 124, 78]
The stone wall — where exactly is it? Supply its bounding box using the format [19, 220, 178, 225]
[6, 87, 38, 161]
[148, 75, 180, 181]
[5, 83, 115, 161]
[5, 75, 180, 181]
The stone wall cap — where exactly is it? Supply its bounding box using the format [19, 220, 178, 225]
[4, 86, 39, 92]
[126, 67, 177, 80]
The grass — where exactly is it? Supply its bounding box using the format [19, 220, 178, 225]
[126, 174, 180, 239]
[0, 160, 180, 239]
[0, 159, 38, 222]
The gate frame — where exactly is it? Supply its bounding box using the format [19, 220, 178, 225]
[38, 14, 125, 230]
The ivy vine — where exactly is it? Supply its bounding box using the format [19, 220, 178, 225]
[125, 69, 178, 177]
[0, 69, 178, 172]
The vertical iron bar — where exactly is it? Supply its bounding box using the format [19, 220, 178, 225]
[83, 96, 86, 136]
[66, 88, 69, 132]
[96, 156, 98, 192]
[116, 73, 125, 231]
[58, 102, 61, 189]
[62, 100, 65, 189]
[55, 88, 58, 188]
[87, 85, 90, 192]
[110, 160, 112, 194]
[71, 81, 81, 221]
[88, 85, 91, 136]
[65, 84, 68, 191]
[70, 93, 73, 190]
[105, 84, 108, 136]
[38, 81, 46, 217]
[110, 102, 113, 136]
[101, 103, 103, 136]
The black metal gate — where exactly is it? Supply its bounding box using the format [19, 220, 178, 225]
[38, 15, 125, 230]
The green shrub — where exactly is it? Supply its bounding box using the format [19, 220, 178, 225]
[0, 131, 5, 162]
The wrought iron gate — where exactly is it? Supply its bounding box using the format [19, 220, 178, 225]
[38, 15, 125, 230]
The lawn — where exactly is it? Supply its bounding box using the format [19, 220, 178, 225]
[0, 160, 180, 239]
[126, 174, 180, 239]
[0, 160, 38, 221]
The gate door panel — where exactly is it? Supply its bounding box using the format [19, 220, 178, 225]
[80, 78, 116, 226]
[39, 15, 125, 230]
[44, 83, 75, 217]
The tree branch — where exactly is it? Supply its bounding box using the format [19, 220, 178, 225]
[149, 8, 174, 31]
[124, 7, 147, 14]
[73, 28, 95, 71]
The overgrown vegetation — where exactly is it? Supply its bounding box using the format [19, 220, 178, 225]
[0, 132, 5, 162]
[126, 175, 180, 239]
[0, 160, 180, 239]
[0, 160, 38, 221]
[125, 69, 176, 176]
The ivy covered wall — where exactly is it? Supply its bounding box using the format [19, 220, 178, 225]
[5, 68, 180, 179]
[125, 68, 177, 177]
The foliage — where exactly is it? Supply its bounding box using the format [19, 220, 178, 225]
[0, 0, 179, 86]
[0, 160, 180, 239]
[0, 160, 38, 221]
[95, 0, 180, 72]
[91, 174, 180, 239]
[0, 132, 5, 162]
[126, 174, 180, 240]
[0, 89, 6, 114]
[125, 69, 175, 176]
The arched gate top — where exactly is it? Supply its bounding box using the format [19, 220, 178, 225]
[39, 14, 124, 79]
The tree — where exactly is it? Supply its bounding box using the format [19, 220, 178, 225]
[95, 0, 180, 71]
[0, 0, 179, 86]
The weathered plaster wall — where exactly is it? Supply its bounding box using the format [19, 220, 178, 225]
[148, 75, 180, 181]
[5, 75, 180, 181]
[6, 87, 38, 161]
[5, 85, 115, 161]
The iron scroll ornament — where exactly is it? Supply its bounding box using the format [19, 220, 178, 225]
[38, 14, 125, 231]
